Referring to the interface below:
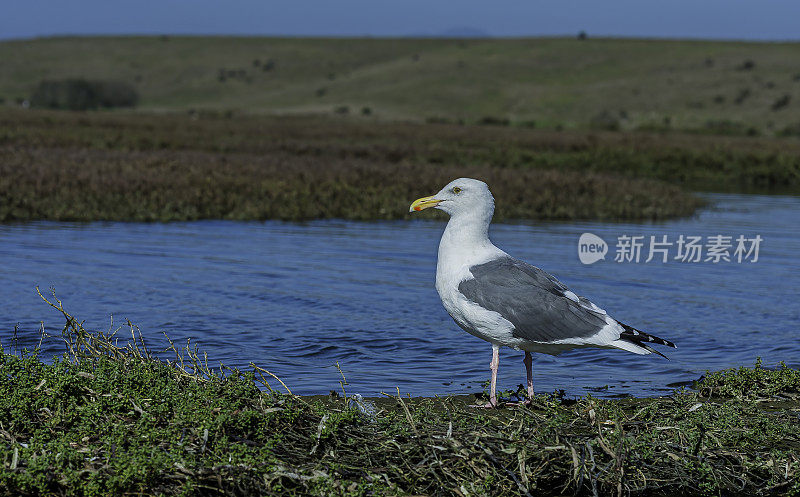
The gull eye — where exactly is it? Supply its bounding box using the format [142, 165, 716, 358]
[452, 187, 462, 194]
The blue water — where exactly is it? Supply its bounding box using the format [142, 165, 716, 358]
[1, 193, 798, 398]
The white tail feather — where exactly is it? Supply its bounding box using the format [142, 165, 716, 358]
[609, 339, 652, 355]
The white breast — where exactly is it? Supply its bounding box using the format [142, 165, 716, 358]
[434, 236, 526, 348]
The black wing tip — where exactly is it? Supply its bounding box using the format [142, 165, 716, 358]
[619, 322, 677, 352]
[641, 344, 670, 360]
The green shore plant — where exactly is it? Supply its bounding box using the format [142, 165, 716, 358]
[1, 291, 798, 496]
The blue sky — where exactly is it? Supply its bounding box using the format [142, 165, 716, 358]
[2, 0, 798, 41]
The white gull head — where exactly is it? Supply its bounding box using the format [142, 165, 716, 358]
[409, 177, 495, 221]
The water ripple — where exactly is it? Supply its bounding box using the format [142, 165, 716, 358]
[1, 193, 798, 397]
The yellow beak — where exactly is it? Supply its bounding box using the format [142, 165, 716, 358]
[409, 195, 441, 212]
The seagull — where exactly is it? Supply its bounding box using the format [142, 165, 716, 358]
[409, 178, 676, 408]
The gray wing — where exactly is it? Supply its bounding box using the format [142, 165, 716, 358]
[458, 257, 610, 343]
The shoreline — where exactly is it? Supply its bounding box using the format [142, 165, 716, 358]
[1, 296, 798, 496]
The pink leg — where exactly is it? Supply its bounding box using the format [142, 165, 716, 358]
[524, 351, 534, 402]
[489, 345, 500, 406]
[472, 345, 500, 408]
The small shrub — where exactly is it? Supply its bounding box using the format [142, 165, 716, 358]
[315, 87, 327, 97]
[262, 59, 275, 71]
[577, 31, 587, 40]
[734, 88, 751, 105]
[736, 59, 755, 71]
[334, 105, 349, 115]
[704, 58, 714, 68]
[477, 116, 509, 126]
[713, 95, 725, 104]
[588, 110, 620, 131]
[771, 94, 791, 111]
[30, 79, 138, 111]
[361, 106, 372, 116]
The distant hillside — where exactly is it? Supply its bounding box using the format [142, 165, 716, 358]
[1, 36, 799, 133]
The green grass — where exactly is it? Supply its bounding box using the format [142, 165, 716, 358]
[1, 36, 800, 134]
[1, 293, 799, 496]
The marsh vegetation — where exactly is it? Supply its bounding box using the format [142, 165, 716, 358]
[6, 108, 800, 223]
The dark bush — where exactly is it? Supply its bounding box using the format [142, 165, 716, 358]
[361, 106, 372, 116]
[577, 31, 587, 40]
[771, 94, 791, 111]
[334, 105, 349, 115]
[262, 60, 275, 72]
[736, 60, 755, 71]
[588, 110, 620, 131]
[30, 79, 138, 110]
[477, 116, 510, 126]
[734, 88, 751, 105]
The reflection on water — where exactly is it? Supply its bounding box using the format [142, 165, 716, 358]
[1, 193, 799, 398]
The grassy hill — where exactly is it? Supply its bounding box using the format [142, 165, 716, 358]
[1, 36, 799, 133]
